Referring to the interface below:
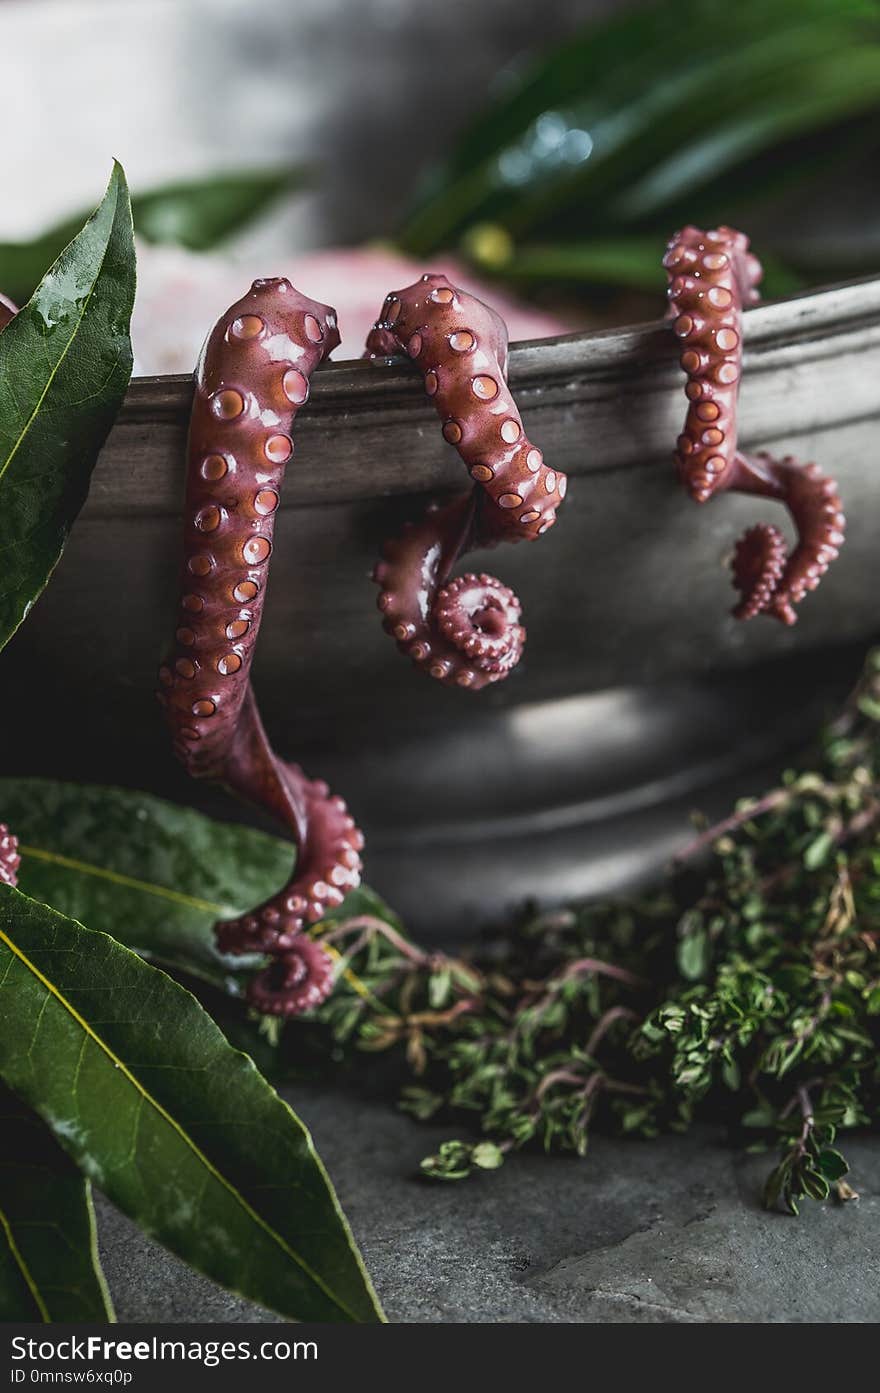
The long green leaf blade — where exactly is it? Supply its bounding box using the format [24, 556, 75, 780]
[480, 236, 804, 297]
[132, 167, 308, 251]
[398, 0, 880, 254]
[0, 1084, 114, 1322]
[0, 887, 384, 1323]
[0, 167, 307, 304]
[0, 777, 397, 991]
[0, 777, 287, 988]
[0, 162, 135, 650]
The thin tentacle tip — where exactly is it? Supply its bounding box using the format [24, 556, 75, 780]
[731, 523, 789, 623]
[247, 937, 336, 1017]
[435, 572, 525, 676]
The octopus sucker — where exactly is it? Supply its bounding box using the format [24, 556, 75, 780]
[366, 273, 566, 689]
[158, 278, 363, 1014]
[665, 226, 844, 622]
[0, 824, 20, 888]
[246, 936, 336, 1018]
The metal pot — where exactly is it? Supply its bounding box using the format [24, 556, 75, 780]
[5, 277, 877, 934]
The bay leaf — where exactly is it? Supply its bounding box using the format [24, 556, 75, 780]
[0, 777, 398, 992]
[0, 166, 308, 304]
[0, 162, 135, 650]
[0, 887, 384, 1323]
[0, 1083, 114, 1322]
[131, 166, 309, 251]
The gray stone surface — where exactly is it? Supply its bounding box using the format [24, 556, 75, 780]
[95, 1085, 880, 1324]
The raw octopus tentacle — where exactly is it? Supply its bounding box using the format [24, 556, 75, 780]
[664, 225, 844, 624]
[246, 934, 335, 1016]
[158, 278, 358, 1015]
[366, 273, 567, 690]
[0, 825, 20, 888]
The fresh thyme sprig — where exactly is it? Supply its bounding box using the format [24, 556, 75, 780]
[302, 650, 880, 1213]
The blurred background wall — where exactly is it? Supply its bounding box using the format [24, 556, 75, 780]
[4, 0, 878, 324]
[1, 0, 620, 251]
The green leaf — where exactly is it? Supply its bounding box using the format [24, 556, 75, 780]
[741, 1103, 776, 1129]
[804, 831, 834, 870]
[471, 1142, 505, 1171]
[472, 235, 670, 293]
[0, 777, 284, 989]
[817, 1147, 850, 1181]
[429, 966, 453, 1009]
[0, 167, 307, 304]
[762, 1160, 789, 1211]
[420, 1140, 474, 1181]
[472, 235, 804, 297]
[721, 1056, 741, 1091]
[677, 924, 709, 982]
[398, 0, 880, 287]
[801, 1168, 831, 1202]
[0, 777, 396, 991]
[0, 231, 71, 312]
[131, 167, 308, 251]
[0, 163, 135, 650]
[0, 887, 384, 1323]
[0, 1084, 114, 1322]
[399, 1086, 444, 1122]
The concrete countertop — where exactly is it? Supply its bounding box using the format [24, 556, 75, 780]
[95, 1084, 880, 1324]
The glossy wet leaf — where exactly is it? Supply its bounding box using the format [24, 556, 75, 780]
[0, 1084, 114, 1322]
[0, 167, 308, 304]
[0, 778, 283, 990]
[0, 887, 384, 1323]
[817, 1147, 850, 1181]
[0, 163, 135, 650]
[0, 777, 398, 992]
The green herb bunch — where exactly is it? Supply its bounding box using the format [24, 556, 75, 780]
[306, 652, 880, 1214]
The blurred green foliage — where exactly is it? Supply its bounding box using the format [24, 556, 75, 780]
[398, 0, 880, 303]
[0, 166, 307, 305]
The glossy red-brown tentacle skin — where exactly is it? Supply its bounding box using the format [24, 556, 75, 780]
[665, 226, 844, 623]
[0, 293, 16, 330]
[158, 278, 362, 1015]
[367, 273, 566, 689]
[0, 825, 20, 888]
[247, 934, 335, 1016]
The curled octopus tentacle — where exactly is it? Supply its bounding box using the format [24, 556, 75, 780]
[366, 273, 566, 690]
[664, 225, 845, 624]
[158, 278, 362, 1015]
[247, 934, 335, 1017]
[0, 825, 20, 888]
